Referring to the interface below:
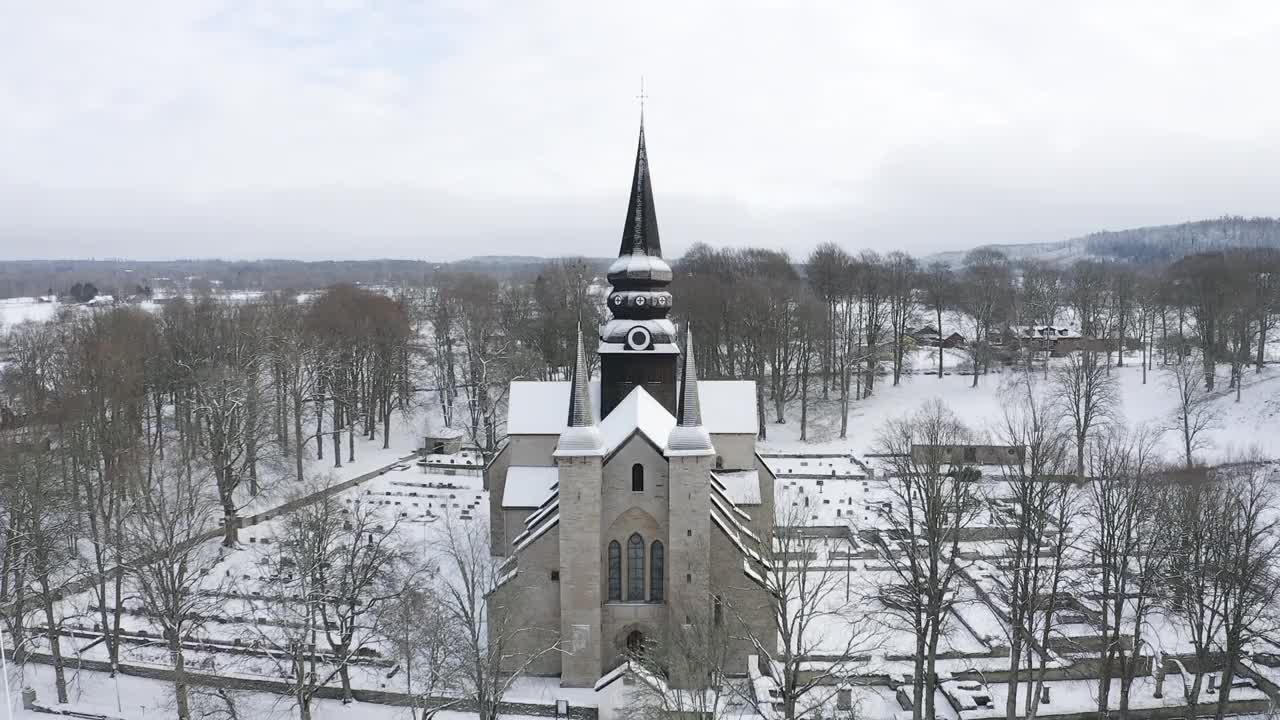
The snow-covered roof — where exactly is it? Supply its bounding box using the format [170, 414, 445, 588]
[423, 418, 465, 439]
[697, 380, 757, 434]
[501, 466, 560, 508]
[1009, 324, 1082, 339]
[507, 380, 757, 436]
[598, 342, 679, 355]
[713, 470, 762, 505]
[597, 386, 676, 455]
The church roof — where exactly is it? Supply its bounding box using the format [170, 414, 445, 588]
[712, 470, 762, 505]
[597, 385, 676, 455]
[500, 466, 560, 509]
[507, 380, 758, 436]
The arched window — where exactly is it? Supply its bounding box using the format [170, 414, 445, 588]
[649, 541, 664, 603]
[627, 533, 645, 601]
[631, 464, 644, 492]
[607, 541, 622, 602]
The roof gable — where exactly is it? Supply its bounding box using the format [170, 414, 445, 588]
[507, 380, 757, 436]
[598, 386, 676, 455]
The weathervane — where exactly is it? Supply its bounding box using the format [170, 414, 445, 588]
[636, 76, 648, 123]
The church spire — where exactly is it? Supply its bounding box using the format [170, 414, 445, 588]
[676, 325, 702, 427]
[600, 119, 679, 420]
[667, 325, 713, 455]
[566, 325, 594, 427]
[619, 121, 661, 258]
[556, 325, 603, 456]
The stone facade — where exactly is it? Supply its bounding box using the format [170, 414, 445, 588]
[487, 422, 777, 686]
[483, 121, 776, 689]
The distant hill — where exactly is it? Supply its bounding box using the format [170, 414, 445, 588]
[928, 216, 1280, 267]
[0, 255, 616, 299]
[448, 255, 612, 277]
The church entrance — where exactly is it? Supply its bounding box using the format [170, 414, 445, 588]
[626, 630, 645, 655]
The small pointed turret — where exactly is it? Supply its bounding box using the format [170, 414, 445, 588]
[556, 326, 603, 456]
[667, 325, 714, 455]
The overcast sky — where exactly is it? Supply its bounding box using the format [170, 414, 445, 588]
[2, 1, 1279, 261]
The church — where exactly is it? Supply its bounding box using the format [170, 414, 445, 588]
[485, 122, 777, 688]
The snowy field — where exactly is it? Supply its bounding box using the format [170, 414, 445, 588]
[760, 348, 1280, 464]
[0, 296, 62, 330]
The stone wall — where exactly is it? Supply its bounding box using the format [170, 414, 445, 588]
[559, 453, 604, 686]
[22, 652, 598, 719]
[491, 523, 563, 677]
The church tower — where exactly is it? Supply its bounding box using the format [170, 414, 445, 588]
[599, 122, 680, 418]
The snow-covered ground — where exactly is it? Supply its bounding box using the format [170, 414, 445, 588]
[760, 350, 1280, 464]
[0, 296, 61, 330]
[9, 662, 549, 719]
[8, 301, 1280, 719]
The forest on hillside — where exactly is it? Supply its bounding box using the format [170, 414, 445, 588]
[1083, 216, 1280, 263]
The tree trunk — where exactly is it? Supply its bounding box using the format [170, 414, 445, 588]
[172, 635, 191, 720]
[294, 393, 305, 481]
[936, 306, 944, 379]
[911, 624, 926, 720]
[924, 622, 941, 720]
[1214, 653, 1237, 720]
[219, 473, 239, 547]
[799, 338, 810, 442]
[316, 393, 325, 460]
[332, 401, 343, 469]
[40, 577, 69, 703]
[339, 662, 354, 703]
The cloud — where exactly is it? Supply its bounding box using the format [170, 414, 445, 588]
[2, 1, 1279, 260]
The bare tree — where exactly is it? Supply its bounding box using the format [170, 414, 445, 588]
[806, 243, 853, 399]
[267, 298, 322, 482]
[123, 458, 227, 720]
[1082, 427, 1169, 716]
[251, 482, 406, 718]
[1211, 462, 1280, 720]
[872, 400, 983, 720]
[1164, 350, 1221, 468]
[620, 599, 734, 720]
[726, 501, 876, 720]
[795, 294, 826, 442]
[958, 250, 1012, 387]
[1053, 349, 1120, 481]
[432, 512, 557, 720]
[885, 251, 918, 386]
[920, 261, 954, 379]
[1165, 466, 1231, 706]
[6, 433, 78, 703]
[990, 374, 1078, 720]
[378, 568, 461, 720]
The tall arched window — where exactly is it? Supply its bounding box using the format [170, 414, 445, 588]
[631, 464, 644, 492]
[627, 533, 645, 601]
[607, 541, 622, 602]
[649, 541, 665, 603]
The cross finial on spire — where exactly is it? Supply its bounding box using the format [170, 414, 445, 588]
[636, 76, 647, 124]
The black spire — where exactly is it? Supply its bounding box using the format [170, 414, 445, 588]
[618, 122, 661, 258]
